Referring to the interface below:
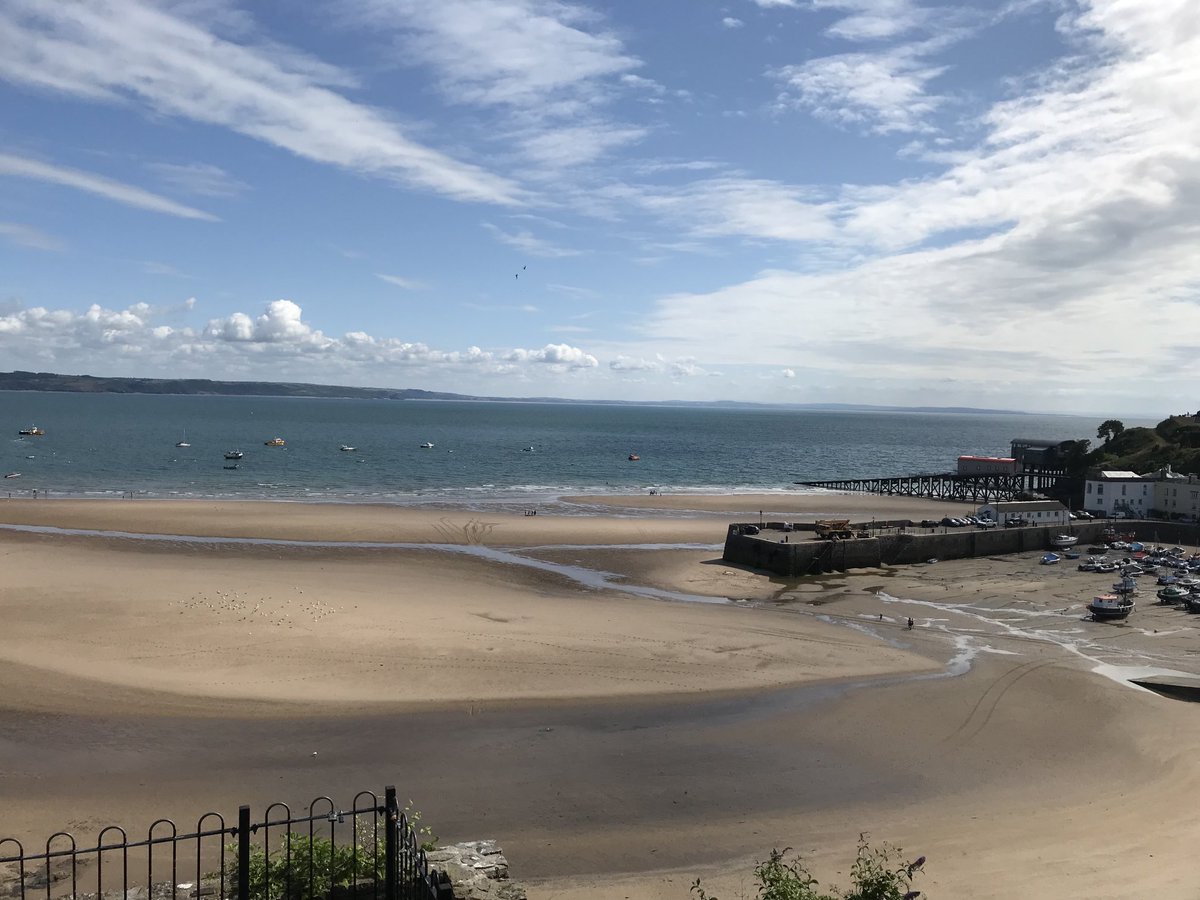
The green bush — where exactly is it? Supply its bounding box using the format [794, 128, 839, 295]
[691, 835, 926, 900]
[230, 828, 385, 900]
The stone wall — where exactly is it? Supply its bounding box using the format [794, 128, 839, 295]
[721, 519, 1193, 577]
[424, 841, 526, 900]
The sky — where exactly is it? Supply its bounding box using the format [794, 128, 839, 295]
[0, 0, 1197, 416]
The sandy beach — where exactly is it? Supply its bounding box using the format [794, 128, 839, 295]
[3, 494, 1200, 899]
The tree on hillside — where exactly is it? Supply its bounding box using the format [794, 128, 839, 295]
[1097, 419, 1125, 445]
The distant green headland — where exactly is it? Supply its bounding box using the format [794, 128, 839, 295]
[0, 370, 1026, 415]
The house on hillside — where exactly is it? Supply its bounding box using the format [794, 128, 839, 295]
[976, 500, 1069, 526]
[1085, 466, 1198, 519]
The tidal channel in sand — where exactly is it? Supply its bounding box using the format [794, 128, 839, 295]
[2, 495, 1200, 900]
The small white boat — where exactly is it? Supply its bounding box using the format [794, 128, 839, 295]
[4, 472, 20, 479]
[18, 425, 45, 436]
[522, 446, 534, 452]
[420, 442, 434, 449]
[224, 450, 244, 460]
[175, 441, 190, 448]
[1051, 534, 1078, 548]
[1111, 576, 1139, 595]
[340, 445, 357, 452]
[1088, 593, 1134, 621]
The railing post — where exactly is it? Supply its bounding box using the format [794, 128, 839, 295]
[238, 806, 251, 900]
[384, 787, 398, 900]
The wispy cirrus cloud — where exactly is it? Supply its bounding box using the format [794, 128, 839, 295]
[815, 0, 933, 41]
[482, 222, 582, 257]
[618, 0, 1200, 410]
[148, 161, 249, 198]
[0, 0, 520, 205]
[0, 220, 64, 251]
[340, 0, 649, 171]
[772, 43, 949, 134]
[0, 152, 219, 220]
[376, 273, 426, 290]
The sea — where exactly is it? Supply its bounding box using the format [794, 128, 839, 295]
[0, 392, 1123, 509]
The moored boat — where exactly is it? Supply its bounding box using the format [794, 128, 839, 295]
[1040, 553, 1060, 565]
[18, 425, 45, 436]
[420, 442, 434, 449]
[1111, 575, 1139, 595]
[224, 450, 244, 460]
[1088, 593, 1134, 621]
[264, 437, 286, 447]
[1157, 585, 1189, 604]
[628, 453, 641, 461]
[1051, 534, 1078, 548]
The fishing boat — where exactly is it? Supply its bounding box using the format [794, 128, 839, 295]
[18, 425, 45, 436]
[1051, 534, 1079, 548]
[1111, 575, 1139, 595]
[264, 437, 286, 447]
[628, 453, 641, 461]
[224, 450, 244, 460]
[419, 442, 434, 449]
[1088, 593, 1135, 621]
[1157, 585, 1189, 604]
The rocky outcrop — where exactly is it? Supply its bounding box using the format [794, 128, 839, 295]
[424, 841, 525, 900]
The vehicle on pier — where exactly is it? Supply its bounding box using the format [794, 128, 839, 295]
[814, 519, 854, 540]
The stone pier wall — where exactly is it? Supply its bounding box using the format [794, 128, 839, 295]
[721, 520, 1197, 577]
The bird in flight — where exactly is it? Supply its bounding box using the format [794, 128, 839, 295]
[515, 265, 527, 280]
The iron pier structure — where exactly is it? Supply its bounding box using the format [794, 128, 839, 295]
[795, 470, 1066, 503]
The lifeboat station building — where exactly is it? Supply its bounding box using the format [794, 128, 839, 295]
[976, 500, 1069, 526]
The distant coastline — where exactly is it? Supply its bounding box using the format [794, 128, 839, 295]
[0, 370, 1027, 415]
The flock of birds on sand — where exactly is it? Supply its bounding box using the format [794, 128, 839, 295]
[171, 586, 344, 632]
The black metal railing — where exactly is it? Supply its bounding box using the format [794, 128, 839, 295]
[0, 786, 447, 900]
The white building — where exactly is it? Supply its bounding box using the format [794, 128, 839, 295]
[976, 500, 1069, 526]
[1084, 467, 1199, 520]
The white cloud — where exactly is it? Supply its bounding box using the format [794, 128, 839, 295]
[782, 368, 795, 378]
[0, 221, 63, 251]
[773, 45, 948, 134]
[353, 0, 638, 110]
[482, 222, 581, 257]
[722, 17, 745, 28]
[341, 0, 648, 171]
[149, 161, 248, 198]
[505, 343, 598, 367]
[376, 273, 425, 290]
[0, 153, 218, 220]
[614, 176, 836, 243]
[142, 261, 188, 277]
[0, 0, 520, 204]
[0, 298, 604, 381]
[815, 0, 933, 42]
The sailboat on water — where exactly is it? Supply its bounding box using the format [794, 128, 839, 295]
[175, 429, 191, 448]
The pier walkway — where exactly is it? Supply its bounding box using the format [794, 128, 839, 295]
[795, 471, 1065, 503]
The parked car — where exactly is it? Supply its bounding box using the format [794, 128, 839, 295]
[977, 518, 997, 528]
[1004, 517, 1025, 528]
[920, 519, 939, 528]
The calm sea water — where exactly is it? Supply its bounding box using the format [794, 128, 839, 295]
[0, 392, 1112, 506]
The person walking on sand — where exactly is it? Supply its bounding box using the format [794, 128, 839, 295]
[907, 617, 914, 630]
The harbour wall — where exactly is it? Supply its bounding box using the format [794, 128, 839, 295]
[722, 520, 1200, 577]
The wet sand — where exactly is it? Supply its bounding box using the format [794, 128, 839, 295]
[2, 496, 1200, 899]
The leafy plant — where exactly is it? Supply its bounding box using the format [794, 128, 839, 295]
[226, 821, 386, 900]
[691, 836, 925, 900]
[402, 799, 438, 852]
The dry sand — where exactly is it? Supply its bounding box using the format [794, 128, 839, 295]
[2, 495, 1200, 899]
